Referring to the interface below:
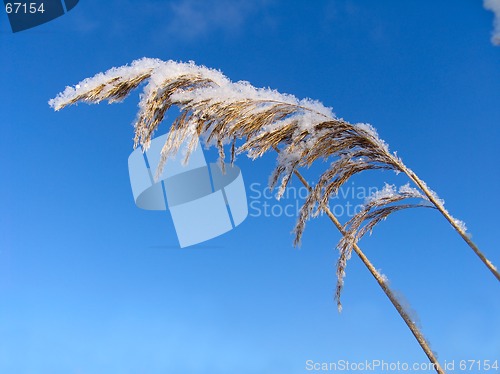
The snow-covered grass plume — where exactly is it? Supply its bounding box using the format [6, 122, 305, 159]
[49, 58, 499, 309]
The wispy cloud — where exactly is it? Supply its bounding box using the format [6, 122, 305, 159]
[484, 0, 500, 45]
[61, 0, 271, 42]
[165, 0, 267, 40]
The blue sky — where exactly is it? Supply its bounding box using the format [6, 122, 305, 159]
[1, 1, 499, 373]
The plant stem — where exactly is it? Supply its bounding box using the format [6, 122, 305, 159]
[399, 165, 500, 282]
[292, 169, 446, 374]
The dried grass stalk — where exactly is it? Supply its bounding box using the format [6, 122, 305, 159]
[292, 170, 445, 374]
[50, 58, 467, 374]
[49, 58, 499, 305]
[335, 183, 435, 310]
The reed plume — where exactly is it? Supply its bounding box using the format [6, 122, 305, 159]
[49, 58, 499, 296]
[49, 58, 499, 374]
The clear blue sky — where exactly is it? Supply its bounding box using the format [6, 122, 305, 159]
[1, 1, 499, 373]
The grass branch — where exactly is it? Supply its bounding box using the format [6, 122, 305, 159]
[291, 169, 446, 374]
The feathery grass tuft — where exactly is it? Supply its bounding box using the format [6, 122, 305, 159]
[52, 58, 500, 374]
[50, 58, 499, 308]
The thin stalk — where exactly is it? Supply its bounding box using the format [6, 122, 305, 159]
[350, 121, 498, 282]
[398, 164, 500, 281]
[292, 169, 446, 374]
